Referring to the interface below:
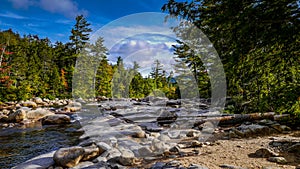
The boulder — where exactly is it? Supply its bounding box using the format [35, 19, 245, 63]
[8, 109, 27, 122]
[41, 114, 71, 125]
[235, 124, 271, 137]
[82, 146, 100, 161]
[12, 151, 55, 169]
[219, 164, 246, 169]
[254, 148, 279, 158]
[105, 148, 122, 160]
[138, 146, 154, 157]
[186, 130, 201, 137]
[70, 161, 95, 169]
[26, 108, 54, 121]
[287, 143, 300, 153]
[0, 114, 8, 122]
[157, 110, 178, 125]
[22, 101, 37, 108]
[63, 102, 82, 112]
[117, 147, 136, 166]
[165, 160, 182, 167]
[96, 142, 112, 153]
[2, 109, 10, 115]
[151, 139, 170, 154]
[188, 164, 209, 169]
[33, 97, 44, 104]
[270, 124, 291, 133]
[128, 125, 146, 138]
[267, 157, 287, 164]
[53, 146, 85, 168]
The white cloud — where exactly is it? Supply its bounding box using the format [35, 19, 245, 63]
[91, 25, 177, 51]
[0, 20, 13, 27]
[106, 33, 177, 63]
[55, 19, 73, 25]
[8, 0, 35, 9]
[8, 0, 87, 18]
[0, 11, 27, 19]
[123, 48, 177, 77]
[39, 0, 87, 18]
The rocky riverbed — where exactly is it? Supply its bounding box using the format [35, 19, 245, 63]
[1, 97, 299, 169]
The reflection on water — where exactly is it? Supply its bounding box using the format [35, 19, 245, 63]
[0, 122, 83, 169]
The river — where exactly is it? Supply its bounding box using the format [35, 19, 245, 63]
[0, 99, 210, 169]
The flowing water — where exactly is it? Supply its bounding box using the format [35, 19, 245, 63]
[0, 103, 118, 169]
[0, 117, 83, 169]
[0, 100, 210, 169]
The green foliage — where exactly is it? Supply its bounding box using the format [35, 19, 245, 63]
[163, 0, 300, 114]
[0, 15, 94, 101]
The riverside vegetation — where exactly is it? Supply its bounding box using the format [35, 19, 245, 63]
[0, 0, 299, 116]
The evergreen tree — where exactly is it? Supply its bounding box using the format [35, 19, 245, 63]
[69, 15, 92, 53]
[162, 0, 300, 114]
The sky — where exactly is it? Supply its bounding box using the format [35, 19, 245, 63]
[0, 0, 171, 43]
[0, 0, 192, 77]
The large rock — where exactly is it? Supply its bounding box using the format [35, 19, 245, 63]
[287, 143, 300, 153]
[138, 146, 154, 157]
[0, 114, 8, 122]
[151, 138, 171, 154]
[41, 114, 71, 125]
[96, 142, 112, 153]
[26, 108, 54, 121]
[82, 146, 100, 161]
[7, 109, 27, 122]
[117, 147, 136, 166]
[33, 97, 44, 105]
[53, 146, 85, 168]
[12, 151, 55, 169]
[267, 157, 287, 164]
[219, 164, 246, 169]
[254, 148, 279, 158]
[22, 101, 38, 108]
[157, 110, 178, 125]
[234, 124, 271, 137]
[63, 102, 82, 112]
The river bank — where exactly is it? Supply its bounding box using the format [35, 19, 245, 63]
[1, 97, 299, 168]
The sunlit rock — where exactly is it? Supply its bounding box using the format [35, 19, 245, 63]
[53, 146, 85, 168]
[41, 114, 71, 125]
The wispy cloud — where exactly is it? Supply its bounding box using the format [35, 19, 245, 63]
[0, 11, 27, 19]
[39, 0, 88, 18]
[55, 19, 73, 25]
[8, 0, 35, 9]
[0, 20, 13, 27]
[25, 23, 40, 27]
[7, 0, 88, 19]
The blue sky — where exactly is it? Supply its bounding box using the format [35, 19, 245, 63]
[1, 0, 191, 76]
[0, 0, 170, 43]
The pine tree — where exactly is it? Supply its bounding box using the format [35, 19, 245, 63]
[69, 15, 92, 53]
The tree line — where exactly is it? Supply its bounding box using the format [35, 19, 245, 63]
[0, 15, 179, 101]
[162, 0, 300, 115]
[1, 0, 299, 116]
